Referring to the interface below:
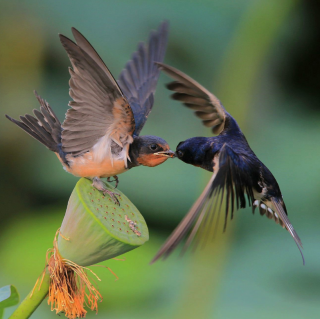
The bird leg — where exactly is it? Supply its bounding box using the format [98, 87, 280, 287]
[91, 177, 120, 205]
[107, 175, 119, 188]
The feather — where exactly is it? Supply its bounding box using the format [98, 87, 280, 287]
[117, 21, 169, 136]
[151, 145, 304, 264]
[5, 92, 62, 153]
[271, 199, 304, 264]
[59, 29, 135, 165]
[157, 62, 227, 135]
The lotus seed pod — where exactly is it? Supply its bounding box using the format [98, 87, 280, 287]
[57, 178, 149, 266]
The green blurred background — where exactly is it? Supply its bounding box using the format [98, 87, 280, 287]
[1, 0, 320, 318]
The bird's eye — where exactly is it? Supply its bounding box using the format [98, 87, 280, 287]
[149, 144, 158, 151]
[177, 150, 184, 158]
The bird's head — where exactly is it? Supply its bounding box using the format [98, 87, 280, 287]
[130, 135, 175, 167]
[175, 137, 213, 171]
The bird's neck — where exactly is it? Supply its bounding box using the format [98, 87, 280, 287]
[127, 138, 141, 169]
[222, 115, 244, 136]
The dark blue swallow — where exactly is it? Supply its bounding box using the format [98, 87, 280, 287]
[151, 63, 304, 264]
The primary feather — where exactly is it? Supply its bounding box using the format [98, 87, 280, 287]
[118, 21, 169, 136]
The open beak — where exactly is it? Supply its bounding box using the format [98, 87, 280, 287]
[154, 150, 176, 158]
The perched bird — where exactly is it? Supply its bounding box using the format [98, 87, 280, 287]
[6, 22, 174, 203]
[151, 63, 304, 264]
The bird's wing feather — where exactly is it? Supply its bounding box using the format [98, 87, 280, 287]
[151, 145, 304, 263]
[117, 21, 169, 136]
[156, 62, 228, 135]
[59, 30, 135, 161]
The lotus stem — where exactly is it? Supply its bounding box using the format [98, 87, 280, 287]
[9, 270, 50, 319]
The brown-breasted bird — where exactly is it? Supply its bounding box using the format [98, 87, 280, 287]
[6, 22, 174, 203]
[151, 63, 304, 264]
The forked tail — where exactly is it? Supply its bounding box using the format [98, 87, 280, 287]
[6, 91, 63, 155]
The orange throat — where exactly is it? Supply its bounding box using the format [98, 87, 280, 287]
[137, 154, 168, 167]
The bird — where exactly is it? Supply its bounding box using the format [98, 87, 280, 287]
[151, 62, 304, 264]
[6, 22, 174, 204]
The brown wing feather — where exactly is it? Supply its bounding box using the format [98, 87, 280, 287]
[59, 30, 135, 161]
[156, 62, 227, 134]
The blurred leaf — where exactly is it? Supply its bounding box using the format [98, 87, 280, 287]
[0, 285, 19, 318]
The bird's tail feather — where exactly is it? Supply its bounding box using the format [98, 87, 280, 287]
[271, 198, 305, 265]
[6, 91, 62, 153]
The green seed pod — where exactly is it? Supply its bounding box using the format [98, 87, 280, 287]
[57, 178, 149, 266]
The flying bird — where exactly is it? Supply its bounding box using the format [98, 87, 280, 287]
[6, 22, 174, 204]
[151, 62, 304, 264]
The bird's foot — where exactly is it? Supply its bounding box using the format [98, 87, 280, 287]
[102, 189, 120, 206]
[92, 177, 120, 205]
[107, 175, 119, 188]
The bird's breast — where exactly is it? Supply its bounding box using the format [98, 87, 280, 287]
[55, 151, 128, 178]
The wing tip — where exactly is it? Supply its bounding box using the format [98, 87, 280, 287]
[155, 61, 165, 69]
[59, 33, 76, 47]
[71, 27, 85, 43]
[58, 33, 66, 40]
[5, 114, 13, 121]
[150, 251, 167, 265]
[149, 257, 157, 265]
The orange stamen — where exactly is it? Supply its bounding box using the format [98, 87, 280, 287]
[46, 229, 103, 319]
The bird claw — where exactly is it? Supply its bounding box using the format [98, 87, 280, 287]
[107, 175, 119, 188]
[103, 189, 120, 206]
[92, 177, 120, 205]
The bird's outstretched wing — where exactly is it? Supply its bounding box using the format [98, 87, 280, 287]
[117, 21, 169, 136]
[59, 29, 135, 163]
[151, 145, 304, 264]
[156, 62, 228, 135]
